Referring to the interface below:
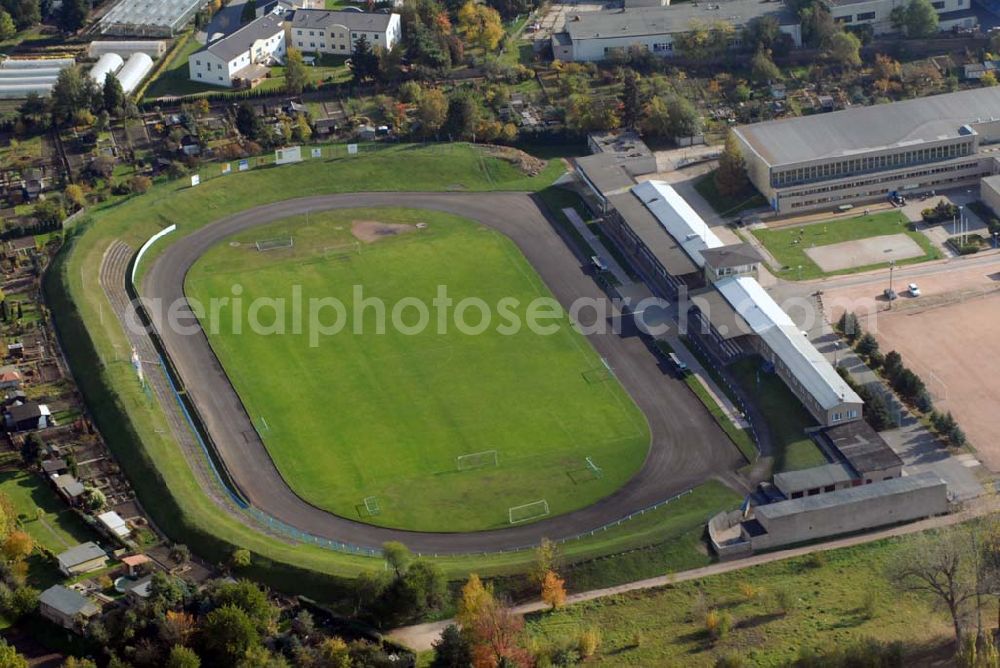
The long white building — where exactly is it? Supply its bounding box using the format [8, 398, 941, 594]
[289, 9, 401, 55]
[733, 87, 1000, 213]
[188, 13, 286, 88]
[821, 0, 976, 35]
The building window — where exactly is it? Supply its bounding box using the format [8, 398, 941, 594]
[197, 72, 202, 78]
[653, 43, 672, 52]
[932, 0, 945, 7]
[857, 10, 875, 19]
[835, 14, 852, 22]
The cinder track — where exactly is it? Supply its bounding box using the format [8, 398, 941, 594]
[141, 192, 743, 553]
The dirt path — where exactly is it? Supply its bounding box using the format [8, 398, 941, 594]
[388, 495, 1000, 652]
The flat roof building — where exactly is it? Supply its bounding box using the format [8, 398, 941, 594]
[553, 0, 801, 62]
[39, 585, 100, 631]
[743, 473, 947, 550]
[57, 542, 109, 577]
[821, 0, 975, 36]
[773, 461, 856, 498]
[733, 87, 1000, 212]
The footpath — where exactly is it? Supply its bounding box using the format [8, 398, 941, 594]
[387, 494, 1000, 652]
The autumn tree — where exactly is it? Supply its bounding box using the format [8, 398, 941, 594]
[1, 531, 32, 563]
[284, 47, 307, 94]
[715, 131, 749, 198]
[533, 538, 561, 585]
[540, 570, 567, 610]
[159, 610, 196, 647]
[65, 184, 86, 210]
[469, 598, 532, 668]
[417, 87, 448, 136]
[457, 1, 504, 51]
[456, 573, 493, 630]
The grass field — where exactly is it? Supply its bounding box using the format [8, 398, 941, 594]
[523, 533, 953, 667]
[751, 211, 941, 280]
[49, 142, 745, 595]
[186, 208, 649, 531]
[730, 357, 826, 473]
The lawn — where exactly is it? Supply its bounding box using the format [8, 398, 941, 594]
[0, 457, 97, 553]
[186, 208, 649, 532]
[729, 357, 826, 473]
[751, 211, 941, 280]
[524, 534, 953, 667]
[694, 170, 767, 217]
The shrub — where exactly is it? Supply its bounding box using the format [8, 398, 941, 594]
[715, 653, 747, 668]
[860, 589, 878, 619]
[578, 627, 601, 658]
[739, 582, 760, 601]
[705, 610, 732, 641]
[855, 332, 879, 360]
[774, 587, 796, 615]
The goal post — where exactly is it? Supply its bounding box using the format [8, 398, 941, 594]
[363, 496, 381, 516]
[456, 450, 498, 472]
[323, 241, 362, 259]
[255, 236, 294, 252]
[585, 456, 603, 479]
[508, 499, 549, 524]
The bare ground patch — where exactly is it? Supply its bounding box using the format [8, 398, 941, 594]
[351, 220, 417, 244]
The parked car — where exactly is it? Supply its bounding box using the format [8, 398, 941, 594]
[668, 352, 689, 378]
[884, 288, 898, 301]
[908, 283, 921, 297]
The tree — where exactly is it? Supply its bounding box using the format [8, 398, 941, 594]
[5, 0, 39, 30]
[103, 72, 125, 115]
[19, 433, 40, 466]
[0, 10, 15, 40]
[57, 0, 88, 33]
[33, 199, 66, 227]
[166, 645, 200, 668]
[160, 610, 196, 647]
[432, 624, 473, 667]
[855, 332, 880, 360]
[540, 570, 567, 610]
[825, 31, 861, 68]
[130, 175, 152, 194]
[65, 184, 86, 210]
[212, 580, 276, 633]
[883, 350, 903, 379]
[398, 560, 447, 614]
[445, 91, 480, 140]
[350, 34, 380, 83]
[63, 659, 97, 668]
[0, 639, 27, 668]
[417, 87, 448, 136]
[1, 531, 32, 563]
[888, 528, 977, 642]
[743, 15, 781, 52]
[899, 0, 938, 37]
[457, 1, 504, 51]
[235, 102, 264, 142]
[468, 598, 532, 668]
[715, 131, 749, 198]
[314, 637, 351, 668]
[382, 541, 412, 577]
[983, 71, 998, 88]
[82, 487, 106, 511]
[51, 66, 94, 125]
[640, 95, 671, 138]
[457, 573, 493, 630]
[201, 604, 260, 665]
[801, 3, 837, 48]
[619, 69, 642, 130]
[229, 548, 251, 569]
[750, 50, 781, 85]
[284, 47, 307, 94]
[240, 0, 257, 24]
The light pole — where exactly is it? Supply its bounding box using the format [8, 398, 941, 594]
[993, 231, 999, 249]
[959, 205, 965, 246]
[888, 259, 896, 310]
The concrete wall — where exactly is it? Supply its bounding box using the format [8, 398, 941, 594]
[708, 510, 754, 560]
[750, 478, 947, 550]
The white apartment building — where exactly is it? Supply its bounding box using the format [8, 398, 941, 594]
[289, 9, 401, 55]
[188, 13, 286, 88]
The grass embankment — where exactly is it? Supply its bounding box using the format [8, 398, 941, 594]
[186, 208, 649, 532]
[50, 144, 737, 598]
[751, 211, 941, 281]
[730, 357, 826, 473]
[525, 534, 952, 667]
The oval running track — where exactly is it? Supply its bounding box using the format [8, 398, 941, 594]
[142, 192, 744, 553]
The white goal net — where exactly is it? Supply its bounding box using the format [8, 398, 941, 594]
[255, 237, 294, 252]
[508, 499, 549, 524]
[456, 450, 498, 471]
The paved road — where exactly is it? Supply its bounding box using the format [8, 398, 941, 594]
[389, 493, 1000, 651]
[141, 193, 743, 554]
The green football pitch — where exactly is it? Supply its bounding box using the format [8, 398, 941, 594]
[185, 208, 650, 532]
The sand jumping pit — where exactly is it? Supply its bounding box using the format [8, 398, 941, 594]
[351, 220, 416, 243]
[805, 233, 924, 272]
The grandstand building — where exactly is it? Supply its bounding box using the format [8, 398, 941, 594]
[733, 87, 1000, 213]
